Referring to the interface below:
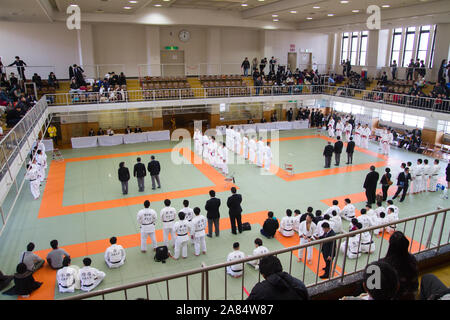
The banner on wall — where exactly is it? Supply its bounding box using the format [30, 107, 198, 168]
[289, 44, 296, 52]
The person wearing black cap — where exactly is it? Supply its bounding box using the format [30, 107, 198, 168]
[247, 255, 309, 300]
[317, 222, 336, 279]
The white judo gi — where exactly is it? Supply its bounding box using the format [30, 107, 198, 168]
[413, 164, 424, 193]
[298, 221, 317, 262]
[25, 165, 40, 200]
[324, 205, 341, 218]
[340, 234, 362, 259]
[328, 119, 335, 137]
[354, 126, 362, 147]
[248, 138, 257, 163]
[104, 244, 126, 268]
[173, 219, 190, 259]
[57, 265, 80, 293]
[423, 163, 431, 192]
[361, 127, 371, 149]
[137, 207, 158, 251]
[280, 216, 295, 237]
[335, 121, 344, 139]
[344, 124, 353, 142]
[429, 164, 440, 191]
[263, 144, 272, 171]
[226, 250, 245, 277]
[190, 214, 207, 256]
[256, 139, 264, 167]
[341, 204, 356, 221]
[160, 206, 177, 247]
[79, 266, 105, 292]
[381, 131, 393, 155]
[202, 135, 210, 159]
[247, 245, 269, 270]
[243, 136, 249, 160]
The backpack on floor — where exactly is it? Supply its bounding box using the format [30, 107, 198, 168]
[242, 222, 251, 231]
[154, 246, 169, 263]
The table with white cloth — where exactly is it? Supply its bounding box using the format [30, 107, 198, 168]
[71, 136, 98, 149]
[97, 134, 124, 147]
[275, 121, 293, 130]
[123, 132, 148, 144]
[292, 120, 309, 129]
[147, 130, 170, 142]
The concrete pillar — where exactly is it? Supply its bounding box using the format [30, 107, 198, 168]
[145, 26, 161, 77]
[366, 30, 379, 77]
[206, 28, 221, 74]
[430, 23, 450, 81]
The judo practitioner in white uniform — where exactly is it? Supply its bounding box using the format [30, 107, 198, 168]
[179, 199, 194, 223]
[422, 159, 431, 192]
[202, 134, 210, 159]
[173, 212, 190, 260]
[79, 257, 105, 292]
[35, 149, 46, 183]
[248, 136, 257, 164]
[246, 238, 269, 270]
[341, 198, 356, 221]
[429, 159, 440, 192]
[360, 230, 376, 254]
[324, 200, 341, 218]
[221, 142, 229, 175]
[328, 118, 335, 137]
[340, 221, 363, 259]
[256, 137, 264, 167]
[330, 211, 343, 234]
[137, 200, 158, 252]
[413, 159, 424, 193]
[56, 257, 80, 293]
[279, 209, 295, 237]
[263, 142, 272, 171]
[298, 213, 317, 264]
[386, 207, 399, 234]
[104, 236, 126, 268]
[243, 135, 249, 160]
[335, 120, 344, 139]
[160, 199, 177, 248]
[194, 129, 202, 155]
[361, 124, 371, 149]
[226, 242, 245, 278]
[354, 124, 362, 147]
[234, 129, 242, 155]
[380, 129, 394, 156]
[25, 164, 40, 200]
[344, 122, 353, 142]
[190, 207, 207, 256]
[209, 136, 218, 167]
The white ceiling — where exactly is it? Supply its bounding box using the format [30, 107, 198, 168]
[0, 0, 449, 30]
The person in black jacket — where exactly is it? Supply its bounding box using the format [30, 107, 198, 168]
[205, 190, 221, 238]
[346, 136, 356, 164]
[334, 136, 344, 166]
[323, 142, 334, 168]
[380, 167, 392, 201]
[134, 157, 146, 192]
[260, 211, 279, 239]
[392, 167, 412, 202]
[363, 165, 379, 205]
[2, 263, 42, 297]
[118, 162, 130, 195]
[147, 155, 161, 190]
[8, 56, 27, 81]
[247, 255, 308, 300]
[226, 187, 243, 234]
[317, 223, 336, 279]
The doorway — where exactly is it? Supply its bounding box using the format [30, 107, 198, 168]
[299, 52, 312, 71]
[287, 52, 297, 72]
[160, 50, 185, 77]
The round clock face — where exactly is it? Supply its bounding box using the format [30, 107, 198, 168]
[179, 30, 190, 42]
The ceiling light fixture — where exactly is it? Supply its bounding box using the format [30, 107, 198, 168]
[290, 10, 297, 13]
[129, 0, 138, 3]
[272, 14, 278, 17]
[241, 3, 248, 6]
[313, 6, 320, 9]
[382, 4, 390, 7]
[273, 19, 279, 21]
[306, 17, 313, 20]
[327, 13, 335, 16]
[352, 9, 359, 12]
[154, 4, 162, 6]
[124, 6, 132, 9]
[340, 1, 349, 3]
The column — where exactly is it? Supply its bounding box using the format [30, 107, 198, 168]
[145, 26, 161, 77]
[206, 28, 221, 74]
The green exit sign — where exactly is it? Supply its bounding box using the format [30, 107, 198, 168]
[165, 46, 179, 50]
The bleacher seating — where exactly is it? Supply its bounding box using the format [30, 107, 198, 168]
[199, 74, 250, 97]
[141, 76, 194, 99]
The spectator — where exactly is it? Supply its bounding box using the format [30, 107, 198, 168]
[380, 231, 418, 300]
[260, 211, 279, 239]
[341, 261, 400, 300]
[247, 255, 309, 300]
[8, 56, 27, 81]
[46, 240, 70, 270]
[2, 263, 42, 298]
[48, 72, 59, 89]
[241, 57, 250, 77]
[0, 270, 14, 292]
[97, 127, 105, 135]
[19, 242, 45, 273]
[118, 72, 127, 86]
[32, 73, 42, 90]
[419, 274, 450, 300]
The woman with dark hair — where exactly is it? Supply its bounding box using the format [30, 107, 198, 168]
[381, 231, 418, 300]
[380, 167, 392, 201]
[2, 263, 42, 297]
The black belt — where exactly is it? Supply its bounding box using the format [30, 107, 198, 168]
[82, 283, 94, 287]
[142, 222, 155, 225]
[231, 268, 243, 272]
[432, 174, 438, 176]
[416, 175, 422, 176]
[362, 242, 374, 245]
[177, 233, 188, 236]
[283, 228, 293, 232]
[195, 229, 204, 232]
[110, 260, 122, 264]
[163, 219, 174, 222]
[30, 179, 36, 181]
[60, 281, 75, 289]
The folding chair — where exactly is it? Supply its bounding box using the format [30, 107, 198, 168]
[284, 164, 294, 176]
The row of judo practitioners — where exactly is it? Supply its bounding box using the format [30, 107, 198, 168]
[24, 140, 48, 200]
[193, 127, 273, 173]
[327, 119, 395, 156]
[278, 199, 400, 263]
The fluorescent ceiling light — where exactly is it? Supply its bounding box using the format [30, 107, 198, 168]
[272, 14, 278, 17]
[129, 0, 138, 3]
[313, 6, 320, 9]
[273, 19, 279, 21]
[382, 4, 390, 7]
[352, 9, 360, 12]
[241, 3, 248, 6]
[154, 4, 162, 6]
[340, 0, 349, 3]
[124, 6, 132, 9]
[306, 17, 313, 20]
[290, 10, 297, 13]
[327, 13, 335, 16]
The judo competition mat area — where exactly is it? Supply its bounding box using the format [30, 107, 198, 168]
[0, 128, 448, 300]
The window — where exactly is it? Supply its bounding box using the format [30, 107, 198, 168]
[390, 28, 402, 66]
[429, 25, 437, 68]
[350, 32, 358, 65]
[381, 110, 392, 122]
[351, 104, 364, 115]
[402, 27, 416, 67]
[341, 32, 349, 62]
[416, 25, 430, 62]
[391, 112, 404, 124]
[359, 31, 368, 66]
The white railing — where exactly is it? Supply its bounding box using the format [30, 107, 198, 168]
[61, 207, 449, 300]
[45, 85, 450, 114]
[0, 97, 51, 233]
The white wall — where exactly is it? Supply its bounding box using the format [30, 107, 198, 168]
[0, 21, 79, 79]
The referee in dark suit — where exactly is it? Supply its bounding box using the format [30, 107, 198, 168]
[133, 157, 146, 192]
[205, 190, 221, 238]
[317, 223, 336, 279]
[227, 187, 243, 234]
